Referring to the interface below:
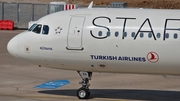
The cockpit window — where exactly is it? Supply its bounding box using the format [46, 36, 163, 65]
[42, 25, 49, 35]
[32, 24, 42, 34]
[28, 24, 37, 31]
[28, 24, 49, 35]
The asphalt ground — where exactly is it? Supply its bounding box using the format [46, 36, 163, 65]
[0, 30, 180, 101]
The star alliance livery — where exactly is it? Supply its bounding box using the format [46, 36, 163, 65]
[7, 1, 180, 99]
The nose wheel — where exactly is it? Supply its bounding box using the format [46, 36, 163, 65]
[77, 71, 92, 99]
[77, 87, 90, 99]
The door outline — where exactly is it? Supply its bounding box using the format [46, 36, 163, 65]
[66, 16, 85, 50]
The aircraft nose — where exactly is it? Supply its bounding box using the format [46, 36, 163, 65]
[7, 36, 18, 58]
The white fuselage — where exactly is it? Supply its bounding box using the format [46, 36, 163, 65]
[7, 8, 180, 75]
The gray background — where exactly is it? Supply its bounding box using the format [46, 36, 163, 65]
[0, 2, 65, 28]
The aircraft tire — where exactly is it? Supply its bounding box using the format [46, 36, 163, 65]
[77, 87, 90, 99]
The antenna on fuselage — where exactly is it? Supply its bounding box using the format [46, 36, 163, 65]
[88, 1, 93, 9]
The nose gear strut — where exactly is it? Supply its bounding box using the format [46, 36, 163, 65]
[77, 71, 92, 99]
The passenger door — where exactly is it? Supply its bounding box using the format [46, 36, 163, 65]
[67, 16, 85, 50]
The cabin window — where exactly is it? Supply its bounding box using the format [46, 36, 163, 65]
[174, 33, 178, 39]
[32, 24, 42, 34]
[148, 32, 152, 38]
[165, 33, 169, 38]
[157, 33, 161, 38]
[140, 32, 144, 38]
[107, 31, 111, 37]
[28, 24, 37, 31]
[98, 31, 102, 36]
[42, 25, 49, 35]
[115, 31, 119, 37]
[123, 32, 127, 37]
[131, 32, 135, 37]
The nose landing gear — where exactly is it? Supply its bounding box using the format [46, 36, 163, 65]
[77, 71, 92, 99]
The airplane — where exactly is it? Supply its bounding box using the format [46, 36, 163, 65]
[7, 1, 180, 99]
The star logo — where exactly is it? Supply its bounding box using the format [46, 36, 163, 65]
[55, 26, 62, 34]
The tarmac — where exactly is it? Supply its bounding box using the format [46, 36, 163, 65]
[0, 30, 180, 101]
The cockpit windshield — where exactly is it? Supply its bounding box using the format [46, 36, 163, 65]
[28, 24, 49, 35]
[28, 24, 37, 31]
[32, 24, 42, 34]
